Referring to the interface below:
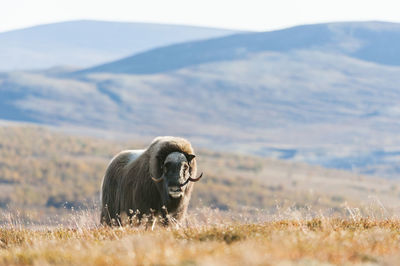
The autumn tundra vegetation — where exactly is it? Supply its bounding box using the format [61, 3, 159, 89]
[1, 125, 400, 264]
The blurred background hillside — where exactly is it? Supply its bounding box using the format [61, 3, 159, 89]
[1, 125, 399, 223]
[2, 21, 400, 178]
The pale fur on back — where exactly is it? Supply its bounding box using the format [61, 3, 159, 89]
[100, 136, 197, 226]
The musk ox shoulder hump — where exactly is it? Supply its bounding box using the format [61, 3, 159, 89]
[105, 149, 145, 168]
[126, 149, 145, 164]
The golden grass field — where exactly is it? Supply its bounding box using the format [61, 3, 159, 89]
[1, 124, 400, 221]
[0, 210, 400, 265]
[1, 125, 400, 265]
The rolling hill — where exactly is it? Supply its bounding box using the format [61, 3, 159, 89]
[1, 21, 400, 178]
[79, 21, 400, 74]
[0, 20, 238, 71]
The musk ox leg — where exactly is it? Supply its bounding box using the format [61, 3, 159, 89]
[160, 206, 170, 226]
[100, 204, 113, 226]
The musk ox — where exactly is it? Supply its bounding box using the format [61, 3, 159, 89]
[100, 136, 202, 226]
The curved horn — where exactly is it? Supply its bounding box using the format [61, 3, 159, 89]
[151, 176, 164, 183]
[189, 172, 203, 182]
[179, 172, 203, 187]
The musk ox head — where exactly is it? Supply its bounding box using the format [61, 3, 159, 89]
[151, 151, 202, 205]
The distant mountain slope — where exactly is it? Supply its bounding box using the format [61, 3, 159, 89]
[80, 21, 400, 74]
[0, 20, 238, 71]
[3, 50, 400, 177]
[2, 21, 400, 178]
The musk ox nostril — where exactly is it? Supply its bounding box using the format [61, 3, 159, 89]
[169, 186, 182, 192]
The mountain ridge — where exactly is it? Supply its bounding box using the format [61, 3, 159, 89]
[0, 20, 239, 71]
[78, 21, 400, 75]
[2, 21, 400, 178]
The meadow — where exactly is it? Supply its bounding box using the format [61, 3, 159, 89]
[1, 124, 400, 265]
[0, 210, 400, 265]
[1, 124, 400, 221]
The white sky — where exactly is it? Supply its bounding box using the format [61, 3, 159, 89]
[1, 0, 400, 33]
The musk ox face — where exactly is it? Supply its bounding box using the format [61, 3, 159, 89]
[163, 152, 191, 199]
[152, 151, 202, 205]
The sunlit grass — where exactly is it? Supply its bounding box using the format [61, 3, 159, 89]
[0, 207, 399, 265]
[1, 126, 400, 264]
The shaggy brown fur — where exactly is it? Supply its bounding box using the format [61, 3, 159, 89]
[100, 136, 198, 226]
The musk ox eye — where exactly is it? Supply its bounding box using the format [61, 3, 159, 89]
[164, 162, 171, 171]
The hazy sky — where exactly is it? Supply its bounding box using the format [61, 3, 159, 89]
[1, 0, 400, 33]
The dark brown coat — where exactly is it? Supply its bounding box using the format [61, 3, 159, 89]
[100, 136, 198, 226]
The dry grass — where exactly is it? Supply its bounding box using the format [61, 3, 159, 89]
[1, 125, 400, 264]
[0, 208, 399, 265]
